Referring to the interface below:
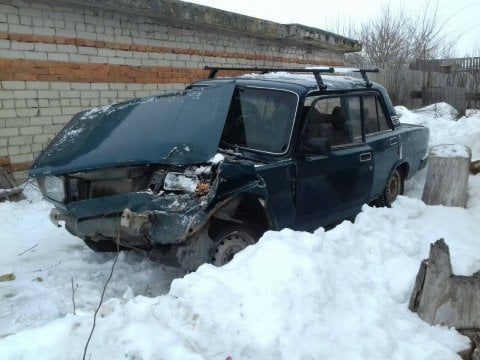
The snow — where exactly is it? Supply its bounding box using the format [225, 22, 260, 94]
[430, 144, 471, 158]
[1, 103, 480, 359]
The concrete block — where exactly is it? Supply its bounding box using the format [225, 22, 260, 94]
[2, 127, 20, 137]
[10, 153, 33, 163]
[49, 99, 60, 107]
[7, 14, 20, 24]
[57, 44, 77, 53]
[16, 108, 39, 117]
[89, 56, 108, 64]
[9, 136, 33, 146]
[69, 54, 89, 63]
[34, 134, 54, 144]
[23, 51, 48, 60]
[61, 107, 82, 115]
[28, 25, 54, 37]
[0, 109, 16, 117]
[0, 90, 14, 100]
[116, 50, 132, 58]
[6, 118, 30, 127]
[2, 81, 26, 90]
[0, 39, 10, 49]
[35, 43, 57, 52]
[31, 143, 44, 153]
[42, 124, 63, 134]
[0, 4, 18, 14]
[27, 99, 39, 108]
[50, 83, 72, 91]
[47, 53, 69, 62]
[97, 34, 115, 43]
[11, 42, 34, 51]
[40, 107, 61, 116]
[8, 146, 20, 156]
[0, 50, 24, 59]
[2, 100, 14, 109]
[78, 46, 97, 55]
[125, 58, 142, 66]
[38, 90, 59, 99]
[80, 90, 99, 99]
[77, 31, 96, 40]
[26, 82, 49, 90]
[98, 48, 116, 57]
[108, 57, 125, 65]
[30, 116, 53, 125]
[19, 144, 32, 154]
[20, 126, 42, 135]
[52, 115, 70, 124]
[91, 83, 109, 90]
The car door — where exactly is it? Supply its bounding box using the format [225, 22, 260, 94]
[294, 94, 373, 231]
[362, 93, 400, 197]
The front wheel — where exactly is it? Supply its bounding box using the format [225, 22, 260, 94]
[373, 169, 404, 207]
[210, 223, 259, 266]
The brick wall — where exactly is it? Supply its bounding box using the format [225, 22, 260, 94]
[0, 0, 357, 182]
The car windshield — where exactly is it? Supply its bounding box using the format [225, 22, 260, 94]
[221, 87, 297, 154]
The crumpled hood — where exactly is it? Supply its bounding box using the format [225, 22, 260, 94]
[30, 82, 235, 177]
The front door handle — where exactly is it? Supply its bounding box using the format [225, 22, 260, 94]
[360, 152, 372, 162]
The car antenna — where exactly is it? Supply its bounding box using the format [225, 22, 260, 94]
[204, 66, 334, 91]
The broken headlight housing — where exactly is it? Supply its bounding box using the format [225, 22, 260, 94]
[37, 176, 66, 202]
[163, 172, 209, 194]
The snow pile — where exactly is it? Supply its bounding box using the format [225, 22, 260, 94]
[397, 103, 480, 160]
[430, 144, 471, 158]
[1, 102, 480, 359]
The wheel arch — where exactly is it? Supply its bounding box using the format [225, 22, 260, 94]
[207, 193, 271, 238]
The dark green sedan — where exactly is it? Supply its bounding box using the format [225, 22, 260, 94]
[30, 68, 429, 270]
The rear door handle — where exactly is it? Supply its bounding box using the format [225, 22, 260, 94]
[360, 152, 372, 162]
[390, 137, 398, 145]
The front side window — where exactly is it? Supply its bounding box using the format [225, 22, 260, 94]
[301, 95, 362, 149]
[221, 88, 297, 153]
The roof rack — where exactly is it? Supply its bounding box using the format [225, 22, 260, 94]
[204, 66, 334, 91]
[352, 68, 379, 88]
[203, 66, 379, 91]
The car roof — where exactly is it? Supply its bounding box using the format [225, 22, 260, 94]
[192, 73, 382, 96]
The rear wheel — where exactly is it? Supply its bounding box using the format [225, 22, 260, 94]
[373, 169, 404, 207]
[210, 223, 259, 266]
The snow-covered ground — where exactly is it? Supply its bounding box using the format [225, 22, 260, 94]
[1, 103, 480, 359]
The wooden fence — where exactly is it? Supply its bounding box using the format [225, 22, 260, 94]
[349, 61, 479, 114]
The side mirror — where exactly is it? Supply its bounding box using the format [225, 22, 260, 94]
[304, 137, 331, 155]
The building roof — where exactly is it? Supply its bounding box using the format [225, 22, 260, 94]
[55, 0, 361, 53]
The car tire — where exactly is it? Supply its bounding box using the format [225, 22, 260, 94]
[373, 168, 404, 208]
[210, 223, 259, 266]
[83, 237, 126, 252]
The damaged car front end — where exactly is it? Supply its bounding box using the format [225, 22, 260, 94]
[30, 82, 269, 269]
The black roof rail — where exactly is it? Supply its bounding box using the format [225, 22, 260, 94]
[351, 68, 379, 88]
[204, 66, 334, 91]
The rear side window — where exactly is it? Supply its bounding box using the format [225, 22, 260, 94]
[363, 95, 391, 134]
[301, 95, 362, 148]
[221, 88, 297, 153]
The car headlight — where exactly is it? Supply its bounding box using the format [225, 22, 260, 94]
[37, 176, 66, 202]
[163, 172, 209, 194]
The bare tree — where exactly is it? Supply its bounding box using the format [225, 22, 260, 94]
[358, 3, 414, 66]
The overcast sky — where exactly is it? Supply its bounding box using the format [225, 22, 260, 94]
[184, 0, 479, 57]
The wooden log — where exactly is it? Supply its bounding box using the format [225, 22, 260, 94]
[409, 239, 480, 329]
[422, 144, 471, 207]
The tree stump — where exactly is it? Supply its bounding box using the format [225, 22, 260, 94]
[409, 239, 480, 329]
[409, 239, 480, 358]
[422, 144, 471, 207]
